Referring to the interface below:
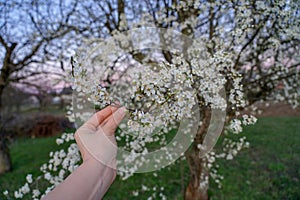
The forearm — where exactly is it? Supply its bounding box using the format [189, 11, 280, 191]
[42, 106, 124, 200]
[42, 158, 116, 200]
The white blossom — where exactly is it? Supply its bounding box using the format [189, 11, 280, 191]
[26, 174, 33, 184]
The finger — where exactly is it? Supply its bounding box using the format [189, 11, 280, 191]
[81, 106, 118, 131]
[101, 107, 126, 136]
[99, 104, 121, 125]
[95, 105, 119, 123]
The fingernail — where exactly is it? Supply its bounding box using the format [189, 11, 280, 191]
[117, 107, 126, 114]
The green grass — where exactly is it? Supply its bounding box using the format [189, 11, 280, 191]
[209, 117, 300, 200]
[0, 117, 299, 199]
[0, 137, 61, 198]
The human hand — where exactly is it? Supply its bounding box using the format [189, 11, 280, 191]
[74, 106, 126, 166]
[42, 106, 126, 200]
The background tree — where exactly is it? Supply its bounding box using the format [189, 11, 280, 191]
[0, 0, 87, 174]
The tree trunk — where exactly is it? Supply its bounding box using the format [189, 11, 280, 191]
[0, 139, 12, 174]
[0, 107, 12, 174]
[0, 93, 12, 174]
[0, 85, 12, 174]
[0, 42, 17, 174]
[185, 144, 209, 200]
[184, 108, 211, 200]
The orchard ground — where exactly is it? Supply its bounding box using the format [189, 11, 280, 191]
[0, 102, 299, 199]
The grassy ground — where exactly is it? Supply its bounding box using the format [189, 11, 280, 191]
[0, 117, 299, 199]
[0, 137, 61, 199]
[209, 117, 300, 200]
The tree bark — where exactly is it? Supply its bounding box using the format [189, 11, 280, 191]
[0, 99, 12, 174]
[184, 108, 211, 200]
[0, 138, 12, 174]
[0, 42, 16, 174]
[0, 91, 12, 174]
[185, 146, 209, 200]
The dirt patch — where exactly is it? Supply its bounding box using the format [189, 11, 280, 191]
[25, 114, 74, 138]
[245, 101, 300, 117]
[2, 113, 74, 138]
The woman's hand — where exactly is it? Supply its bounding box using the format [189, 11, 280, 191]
[75, 105, 126, 164]
[42, 106, 126, 200]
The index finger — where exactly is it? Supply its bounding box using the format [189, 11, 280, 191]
[81, 106, 118, 130]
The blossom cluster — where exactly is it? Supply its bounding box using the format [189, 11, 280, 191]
[132, 184, 167, 200]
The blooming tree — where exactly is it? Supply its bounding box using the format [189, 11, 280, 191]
[3, 0, 299, 199]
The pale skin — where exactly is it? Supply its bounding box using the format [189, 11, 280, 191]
[42, 106, 126, 200]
